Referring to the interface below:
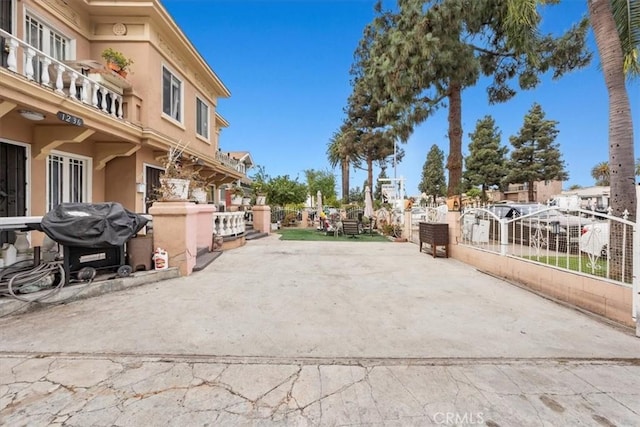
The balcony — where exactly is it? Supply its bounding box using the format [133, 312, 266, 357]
[216, 151, 246, 175]
[1, 29, 128, 121]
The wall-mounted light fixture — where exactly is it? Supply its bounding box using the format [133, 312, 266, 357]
[19, 110, 45, 121]
[136, 183, 146, 193]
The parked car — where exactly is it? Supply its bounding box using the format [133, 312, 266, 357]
[485, 203, 592, 252]
[579, 222, 609, 258]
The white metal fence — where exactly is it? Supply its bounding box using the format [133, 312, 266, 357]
[459, 206, 635, 281]
[458, 205, 638, 320]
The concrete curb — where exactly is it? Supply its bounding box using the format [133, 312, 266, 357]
[0, 268, 180, 318]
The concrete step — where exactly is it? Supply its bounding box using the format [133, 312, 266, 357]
[193, 251, 222, 272]
[246, 231, 269, 241]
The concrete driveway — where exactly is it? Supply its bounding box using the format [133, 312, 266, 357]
[1, 235, 639, 425]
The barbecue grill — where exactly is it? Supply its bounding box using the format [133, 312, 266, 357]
[39, 202, 148, 284]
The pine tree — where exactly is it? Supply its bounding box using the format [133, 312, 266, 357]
[464, 116, 508, 202]
[418, 145, 446, 204]
[363, 0, 590, 196]
[506, 103, 568, 202]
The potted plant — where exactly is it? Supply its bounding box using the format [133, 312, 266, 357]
[189, 172, 208, 204]
[101, 48, 134, 77]
[158, 141, 192, 201]
[228, 183, 245, 205]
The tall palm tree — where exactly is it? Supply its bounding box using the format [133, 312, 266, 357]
[327, 128, 351, 204]
[588, 0, 638, 222]
[588, 0, 638, 283]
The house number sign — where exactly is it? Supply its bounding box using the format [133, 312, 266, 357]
[57, 111, 84, 127]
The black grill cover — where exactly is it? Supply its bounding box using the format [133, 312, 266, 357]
[40, 202, 148, 248]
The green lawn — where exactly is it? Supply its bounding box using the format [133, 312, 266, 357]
[524, 255, 608, 276]
[276, 227, 390, 242]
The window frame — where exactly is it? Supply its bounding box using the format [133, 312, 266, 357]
[162, 64, 183, 124]
[195, 96, 210, 141]
[24, 11, 73, 60]
[46, 151, 92, 212]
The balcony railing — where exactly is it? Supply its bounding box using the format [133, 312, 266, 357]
[1, 29, 125, 120]
[215, 151, 246, 174]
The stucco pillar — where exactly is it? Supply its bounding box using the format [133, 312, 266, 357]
[252, 205, 271, 234]
[301, 210, 309, 227]
[404, 209, 412, 240]
[148, 201, 198, 276]
[195, 204, 217, 251]
[447, 210, 461, 246]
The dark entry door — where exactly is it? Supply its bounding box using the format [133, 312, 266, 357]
[0, 0, 12, 67]
[0, 142, 27, 245]
[145, 165, 163, 212]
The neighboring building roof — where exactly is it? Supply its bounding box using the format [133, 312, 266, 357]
[229, 151, 255, 168]
[561, 186, 610, 198]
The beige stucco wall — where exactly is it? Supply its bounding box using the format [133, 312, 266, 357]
[444, 212, 634, 328]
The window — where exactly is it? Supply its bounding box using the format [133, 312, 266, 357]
[162, 66, 182, 122]
[47, 153, 91, 211]
[25, 14, 70, 83]
[196, 97, 209, 139]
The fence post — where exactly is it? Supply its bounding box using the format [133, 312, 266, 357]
[500, 219, 508, 256]
[634, 186, 640, 337]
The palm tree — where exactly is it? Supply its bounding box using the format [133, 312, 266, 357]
[591, 161, 610, 186]
[588, 0, 638, 282]
[588, 0, 638, 221]
[326, 128, 351, 204]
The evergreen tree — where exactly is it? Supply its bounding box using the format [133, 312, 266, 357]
[506, 103, 568, 202]
[418, 145, 447, 203]
[304, 169, 337, 204]
[363, 0, 590, 196]
[464, 116, 508, 202]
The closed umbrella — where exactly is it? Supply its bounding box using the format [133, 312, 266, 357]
[363, 186, 375, 234]
[316, 190, 323, 219]
[364, 186, 374, 219]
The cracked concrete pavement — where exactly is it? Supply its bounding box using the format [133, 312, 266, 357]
[1, 235, 639, 425]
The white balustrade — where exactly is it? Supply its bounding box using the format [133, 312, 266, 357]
[212, 212, 246, 238]
[1, 28, 125, 120]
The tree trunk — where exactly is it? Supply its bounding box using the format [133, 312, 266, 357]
[588, 0, 637, 281]
[528, 180, 534, 202]
[341, 157, 350, 204]
[446, 83, 463, 197]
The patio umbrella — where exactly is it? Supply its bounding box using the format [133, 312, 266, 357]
[316, 190, 323, 218]
[364, 186, 374, 219]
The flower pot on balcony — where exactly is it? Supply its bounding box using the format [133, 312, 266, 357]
[242, 197, 251, 206]
[256, 195, 267, 205]
[160, 178, 190, 201]
[231, 195, 243, 205]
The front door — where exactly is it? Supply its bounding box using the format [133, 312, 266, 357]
[145, 165, 163, 213]
[0, 142, 27, 245]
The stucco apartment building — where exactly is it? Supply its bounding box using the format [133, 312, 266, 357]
[0, 0, 248, 244]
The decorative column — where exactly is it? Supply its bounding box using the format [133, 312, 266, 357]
[148, 201, 199, 276]
[252, 205, 271, 234]
[195, 204, 217, 251]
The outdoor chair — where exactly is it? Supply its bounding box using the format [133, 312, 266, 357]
[341, 219, 359, 238]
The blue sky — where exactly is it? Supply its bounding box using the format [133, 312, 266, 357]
[162, 0, 639, 197]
